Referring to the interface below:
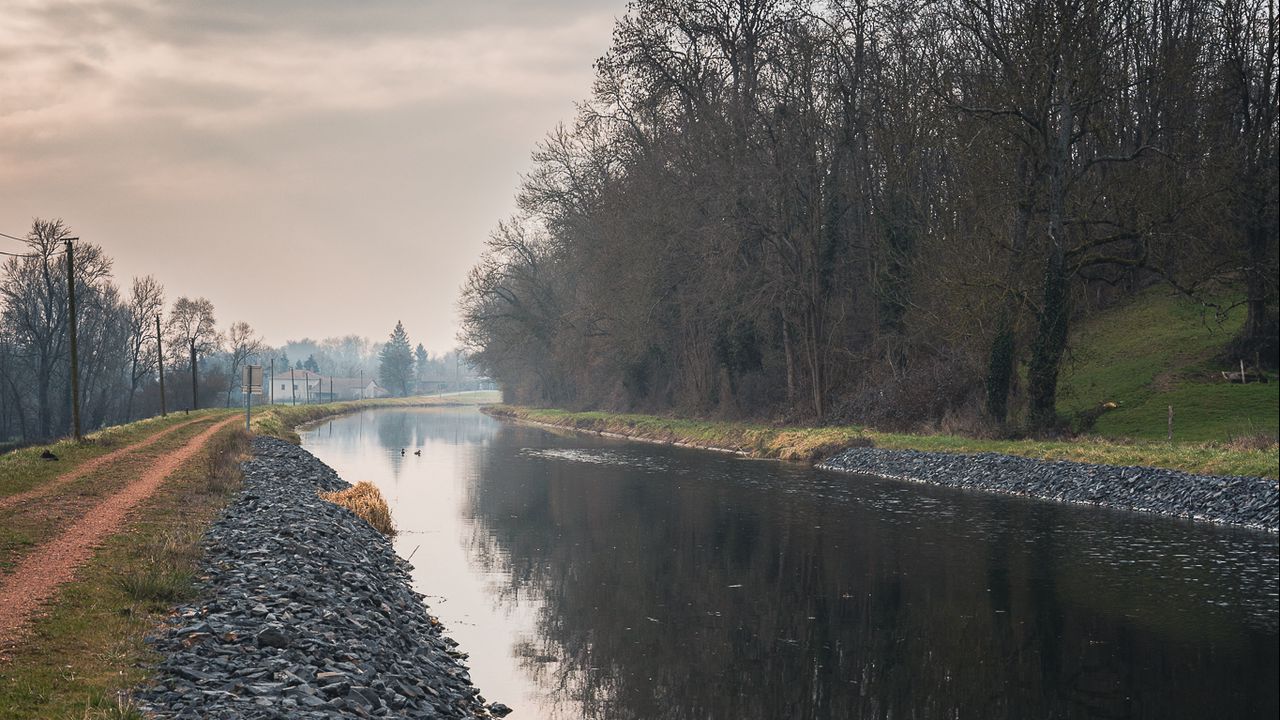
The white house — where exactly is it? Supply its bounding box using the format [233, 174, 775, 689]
[266, 370, 390, 403]
[267, 369, 324, 404]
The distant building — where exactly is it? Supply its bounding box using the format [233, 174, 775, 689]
[267, 371, 388, 403]
[321, 377, 389, 401]
[268, 369, 323, 404]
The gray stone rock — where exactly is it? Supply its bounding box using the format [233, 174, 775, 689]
[135, 437, 506, 719]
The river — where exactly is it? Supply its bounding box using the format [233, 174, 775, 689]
[300, 406, 1278, 719]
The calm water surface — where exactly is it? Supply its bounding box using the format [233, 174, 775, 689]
[300, 407, 1278, 719]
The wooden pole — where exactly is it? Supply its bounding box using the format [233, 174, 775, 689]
[190, 339, 198, 410]
[270, 358, 274, 405]
[65, 239, 81, 440]
[291, 368, 296, 406]
[156, 314, 166, 416]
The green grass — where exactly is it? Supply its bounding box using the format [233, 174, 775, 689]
[487, 290, 1278, 478]
[251, 392, 501, 443]
[0, 427, 249, 720]
[0, 393, 506, 717]
[0, 417, 231, 580]
[488, 405, 1279, 479]
[0, 409, 232, 501]
[1058, 289, 1277, 441]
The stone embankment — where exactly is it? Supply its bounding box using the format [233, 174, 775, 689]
[138, 437, 510, 719]
[820, 447, 1278, 532]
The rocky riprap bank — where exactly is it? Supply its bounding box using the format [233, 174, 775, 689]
[137, 437, 511, 719]
[819, 447, 1278, 532]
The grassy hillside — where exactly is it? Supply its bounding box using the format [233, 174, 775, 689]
[1058, 289, 1278, 442]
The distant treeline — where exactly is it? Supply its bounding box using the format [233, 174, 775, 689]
[460, 0, 1278, 431]
[0, 221, 467, 444]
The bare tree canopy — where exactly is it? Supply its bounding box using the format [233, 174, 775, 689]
[461, 0, 1279, 432]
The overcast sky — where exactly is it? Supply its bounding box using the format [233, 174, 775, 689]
[0, 0, 627, 353]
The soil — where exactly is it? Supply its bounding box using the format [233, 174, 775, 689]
[0, 416, 209, 513]
[0, 416, 238, 660]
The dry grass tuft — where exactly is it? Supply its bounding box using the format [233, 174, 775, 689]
[319, 482, 396, 537]
[1226, 431, 1279, 453]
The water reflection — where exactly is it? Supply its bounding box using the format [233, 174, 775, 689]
[303, 408, 1278, 720]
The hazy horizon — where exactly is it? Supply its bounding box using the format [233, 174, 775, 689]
[0, 0, 627, 354]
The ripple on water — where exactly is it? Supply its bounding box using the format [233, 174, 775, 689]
[520, 447, 674, 473]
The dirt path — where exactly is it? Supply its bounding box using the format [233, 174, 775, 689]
[0, 416, 211, 513]
[0, 416, 238, 656]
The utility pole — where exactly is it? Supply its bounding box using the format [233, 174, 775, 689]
[360, 369, 364, 400]
[291, 367, 296, 406]
[270, 358, 275, 405]
[156, 314, 166, 416]
[65, 238, 81, 440]
[190, 339, 198, 410]
[329, 376, 333, 403]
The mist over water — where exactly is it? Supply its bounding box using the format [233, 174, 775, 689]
[302, 407, 1278, 720]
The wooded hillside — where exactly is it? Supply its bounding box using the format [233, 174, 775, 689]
[460, 0, 1278, 432]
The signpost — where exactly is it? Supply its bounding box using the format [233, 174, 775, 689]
[243, 364, 263, 431]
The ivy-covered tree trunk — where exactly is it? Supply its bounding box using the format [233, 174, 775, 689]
[1027, 246, 1069, 431]
[1233, 200, 1279, 367]
[985, 153, 1034, 425]
[1027, 93, 1073, 432]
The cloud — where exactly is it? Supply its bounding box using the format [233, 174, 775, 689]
[1, 1, 617, 163]
[0, 0, 628, 351]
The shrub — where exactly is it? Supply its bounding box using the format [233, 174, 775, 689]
[319, 482, 396, 537]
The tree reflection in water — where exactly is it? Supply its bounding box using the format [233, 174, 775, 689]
[463, 424, 1277, 720]
[304, 409, 1278, 720]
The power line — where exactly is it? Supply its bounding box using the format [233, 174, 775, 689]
[0, 248, 66, 258]
[2, 229, 69, 258]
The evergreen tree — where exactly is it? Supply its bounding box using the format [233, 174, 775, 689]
[379, 321, 415, 397]
[415, 344, 429, 382]
[304, 354, 319, 373]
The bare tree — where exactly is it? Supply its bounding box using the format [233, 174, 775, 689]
[0, 219, 113, 439]
[124, 275, 165, 419]
[166, 297, 219, 410]
[224, 321, 265, 407]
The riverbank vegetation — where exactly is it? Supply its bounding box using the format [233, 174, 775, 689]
[460, 0, 1278, 439]
[486, 406, 1278, 479]
[320, 482, 396, 537]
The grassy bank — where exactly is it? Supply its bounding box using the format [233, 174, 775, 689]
[0, 423, 248, 719]
[250, 391, 501, 443]
[485, 406, 1279, 479]
[1059, 289, 1278, 441]
[0, 409, 231, 502]
[0, 393, 501, 717]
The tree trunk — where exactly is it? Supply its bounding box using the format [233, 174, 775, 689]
[985, 313, 1015, 423]
[781, 312, 796, 406]
[1027, 93, 1073, 432]
[1235, 210, 1279, 367]
[36, 362, 52, 440]
[985, 153, 1034, 424]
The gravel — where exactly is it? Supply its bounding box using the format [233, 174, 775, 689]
[137, 437, 511, 719]
[819, 447, 1278, 532]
